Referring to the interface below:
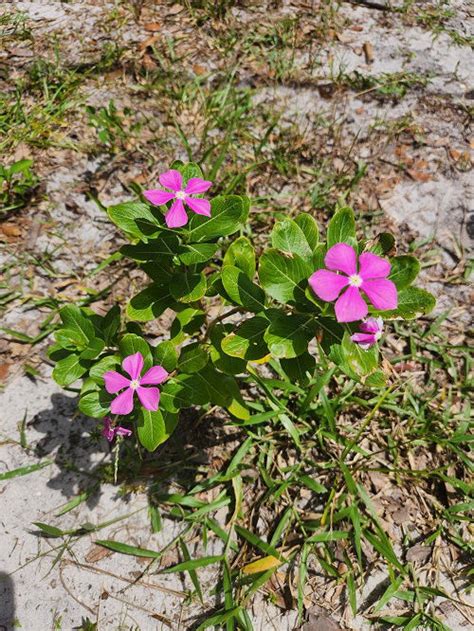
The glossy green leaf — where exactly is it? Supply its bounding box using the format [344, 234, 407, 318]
[154, 341, 178, 372]
[271, 218, 312, 264]
[119, 333, 153, 370]
[388, 255, 420, 290]
[209, 324, 247, 375]
[170, 272, 207, 303]
[294, 213, 319, 250]
[223, 236, 256, 278]
[137, 408, 178, 451]
[107, 201, 161, 240]
[127, 284, 173, 322]
[187, 195, 248, 242]
[120, 234, 179, 261]
[264, 311, 314, 359]
[221, 316, 269, 361]
[327, 206, 356, 247]
[177, 243, 219, 265]
[58, 305, 95, 344]
[221, 266, 265, 313]
[52, 353, 89, 386]
[259, 249, 312, 304]
[178, 342, 209, 373]
[280, 352, 316, 385]
[381, 286, 436, 320]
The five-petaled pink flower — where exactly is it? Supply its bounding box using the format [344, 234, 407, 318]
[102, 416, 132, 442]
[309, 243, 397, 322]
[351, 317, 383, 350]
[103, 352, 168, 415]
[143, 169, 213, 229]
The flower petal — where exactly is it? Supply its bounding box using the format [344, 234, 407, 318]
[103, 370, 130, 394]
[159, 169, 183, 192]
[122, 352, 144, 381]
[362, 279, 398, 311]
[137, 386, 160, 411]
[143, 189, 175, 206]
[185, 196, 211, 216]
[351, 332, 377, 348]
[325, 243, 357, 276]
[184, 177, 213, 194]
[359, 316, 383, 334]
[115, 426, 132, 437]
[110, 388, 134, 415]
[335, 286, 368, 322]
[165, 199, 188, 228]
[359, 252, 391, 280]
[102, 417, 115, 442]
[140, 365, 169, 385]
[309, 269, 349, 302]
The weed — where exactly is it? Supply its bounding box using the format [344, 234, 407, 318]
[0, 158, 39, 215]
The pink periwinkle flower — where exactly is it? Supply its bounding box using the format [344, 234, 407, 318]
[102, 416, 132, 442]
[103, 352, 168, 415]
[309, 243, 397, 323]
[351, 317, 383, 350]
[143, 169, 213, 229]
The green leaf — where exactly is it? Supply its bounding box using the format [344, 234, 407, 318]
[382, 286, 436, 320]
[59, 305, 95, 345]
[55, 328, 88, 350]
[368, 232, 395, 256]
[194, 365, 233, 407]
[101, 305, 121, 344]
[161, 374, 211, 410]
[127, 284, 173, 322]
[170, 272, 207, 304]
[177, 243, 219, 265]
[52, 354, 88, 386]
[89, 355, 120, 382]
[162, 555, 224, 574]
[280, 352, 316, 385]
[388, 255, 420, 290]
[79, 389, 111, 418]
[327, 206, 356, 247]
[154, 341, 178, 372]
[178, 343, 209, 373]
[264, 311, 314, 359]
[170, 307, 205, 344]
[221, 266, 266, 313]
[187, 196, 248, 242]
[96, 540, 161, 558]
[120, 234, 179, 261]
[107, 201, 162, 240]
[223, 236, 256, 278]
[271, 219, 313, 264]
[79, 337, 105, 360]
[137, 408, 178, 451]
[294, 213, 319, 250]
[119, 333, 152, 370]
[329, 332, 378, 379]
[221, 316, 269, 361]
[0, 460, 52, 481]
[209, 324, 247, 375]
[259, 249, 312, 304]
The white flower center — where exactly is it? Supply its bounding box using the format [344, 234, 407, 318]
[175, 190, 187, 200]
[348, 274, 363, 288]
[130, 379, 140, 390]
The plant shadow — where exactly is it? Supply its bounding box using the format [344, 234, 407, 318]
[0, 572, 15, 631]
[30, 392, 245, 512]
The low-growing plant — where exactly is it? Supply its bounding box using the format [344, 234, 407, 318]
[49, 161, 436, 457]
[0, 158, 39, 215]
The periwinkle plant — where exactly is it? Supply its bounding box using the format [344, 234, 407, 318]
[49, 161, 435, 452]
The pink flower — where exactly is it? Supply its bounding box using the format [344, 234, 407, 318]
[309, 243, 397, 322]
[351, 317, 383, 350]
[143, 169, 213, 229]
[102, 416, 132, 442]
[103, 352, 168, 415]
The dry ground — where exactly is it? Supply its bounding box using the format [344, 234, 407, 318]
[0, 1, 473, 630]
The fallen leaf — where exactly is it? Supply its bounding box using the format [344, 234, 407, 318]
[0, 223, 21, 237]
[406, 542, 432, 563]
[363, 42, 374, 64]
[85, 544, 112, 563]
[144, 22, 160, 32]
[242, 555, 282, 575]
